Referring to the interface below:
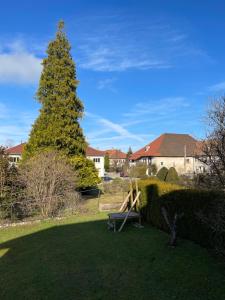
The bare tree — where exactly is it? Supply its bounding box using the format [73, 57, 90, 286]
[19, 150, 77, 217]
[198, 97, 225, 189]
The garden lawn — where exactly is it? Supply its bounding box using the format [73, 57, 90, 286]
[0, 213, 225, 300]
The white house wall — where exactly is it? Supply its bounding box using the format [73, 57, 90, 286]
[87, 156, 105, 177]
[137, 156, 206, 175]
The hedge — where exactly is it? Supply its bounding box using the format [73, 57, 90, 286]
[137, 178, 225, 249]
[165, 167, 179, 183]
[156, 167, 168, 181]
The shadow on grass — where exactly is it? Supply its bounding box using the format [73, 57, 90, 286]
[0, 217, 225, 300]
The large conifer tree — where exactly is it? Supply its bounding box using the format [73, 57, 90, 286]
[24, 21, 87, 158]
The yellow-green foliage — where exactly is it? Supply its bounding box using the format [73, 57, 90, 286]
[156, 167, 168, 181]
[165, 167, 179, 183]
[138, 178, 184, 224]
[24, 21, 87, 159]
[70, 156, 101, 189]
[137, 178, 225, 249]
[138, 177, 183, 208]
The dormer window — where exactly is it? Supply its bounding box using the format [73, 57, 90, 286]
[145, 145, 150, 152]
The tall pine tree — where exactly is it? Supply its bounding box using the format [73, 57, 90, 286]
[24, 21, 87, 159]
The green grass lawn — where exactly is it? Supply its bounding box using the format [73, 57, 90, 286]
[1, 212, 225, 300]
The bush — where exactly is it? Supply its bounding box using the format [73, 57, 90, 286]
[102, 178, 129, 194]
[129, 162, 147, 178]
[156, 167, 168, 181]
[165, 167, 179, 183]
[70, 156, 101, 189]
[138, 178, 183, 224]
[0, 147, 24, 220]
[137, 178, 225, 250]
[20, 150, 76, 218]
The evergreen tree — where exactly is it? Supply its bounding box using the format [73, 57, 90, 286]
[23, 21, 87, 159]
[104, 153, 110, 172]
[127, 146, 133, 158]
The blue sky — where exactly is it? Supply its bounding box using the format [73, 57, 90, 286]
[0, 0, 225, 151]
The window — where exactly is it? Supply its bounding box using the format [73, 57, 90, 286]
[9, 156, 20, 163]
[160, 162, 163, 166]
[186, 159, 190, 163]
[93, 158, 100, 163]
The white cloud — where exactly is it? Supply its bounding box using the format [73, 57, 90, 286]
[84, 111, 146, 150]
[123, 97, 189, 118]
[98, 118, 144, 142]
[0, 102, 8, 119]
[208, 81, 225, 92]
[0, 101, 38, 146]
[0, 40, 42, 84]
[80, 46, 169, 71]
[76, 17, 210, 72]
[97, 77, 117, 91]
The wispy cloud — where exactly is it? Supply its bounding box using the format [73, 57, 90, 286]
[208, 81, 225, 92]
[0, 102, 8, 119]
[75, 16, 211, 72]
[0, 39, 42, 84]
[79, 45, 169, 71]
[84, 111, 146, 150]
[97, 77, 117, 92]
[83, 96, 201, 151]
[123, 97, 189, 118]
[98, 118, 144, 142]
[0, 101, 38, 145]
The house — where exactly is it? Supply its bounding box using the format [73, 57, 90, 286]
[86, 146, 105, 177]
[6, 143, 105, 177]
[104, 149, 127, 168]
[130, 133, 206, 175]
[5, 143, 25, 165]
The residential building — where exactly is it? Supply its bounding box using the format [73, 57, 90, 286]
[6, 143, 105, 177]
[86, 146, 105, 177]
[5, 143, 25, 165]
[130, 133, 206, 175]
[104, 149, 127, 168]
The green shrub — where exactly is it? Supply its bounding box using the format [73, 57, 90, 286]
[129, 162, 147, 179]
[138, 178, 183, 224]
[156, 167, 168, 181]
[137, 178, 225, 250]
[102, 178, 129, 194]
[165, 167, 179, 183]
[70, 156, 101, 189]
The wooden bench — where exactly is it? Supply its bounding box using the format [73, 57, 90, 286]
[108, 211, 141, 232]
[108, 190, 141, 232]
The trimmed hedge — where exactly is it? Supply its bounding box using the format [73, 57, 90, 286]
[165, 167, 179, 183]
[156, 167, 168, 181]
[138, 178, 225, 249]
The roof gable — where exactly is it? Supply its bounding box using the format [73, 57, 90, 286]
[86, 146, 105, 157]
[6, 143, 26, 155]
[130, 133, 198, 160]
[104, 149, 127, 159]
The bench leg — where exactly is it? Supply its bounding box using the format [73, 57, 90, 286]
[114, 221, 116, 232]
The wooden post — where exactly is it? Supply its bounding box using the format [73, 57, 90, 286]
[135, 179, 140, 211]
[118, 191, 141, 232]
[130, 179, 134, 206]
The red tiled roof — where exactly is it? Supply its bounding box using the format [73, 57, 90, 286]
[86, 146, 105, 157]
[130, 133, 199, 160]
[104, 149, 127, 159]
[6, 143, 26, 155]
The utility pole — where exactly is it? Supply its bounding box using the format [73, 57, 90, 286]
[184, 145, 187, 173]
